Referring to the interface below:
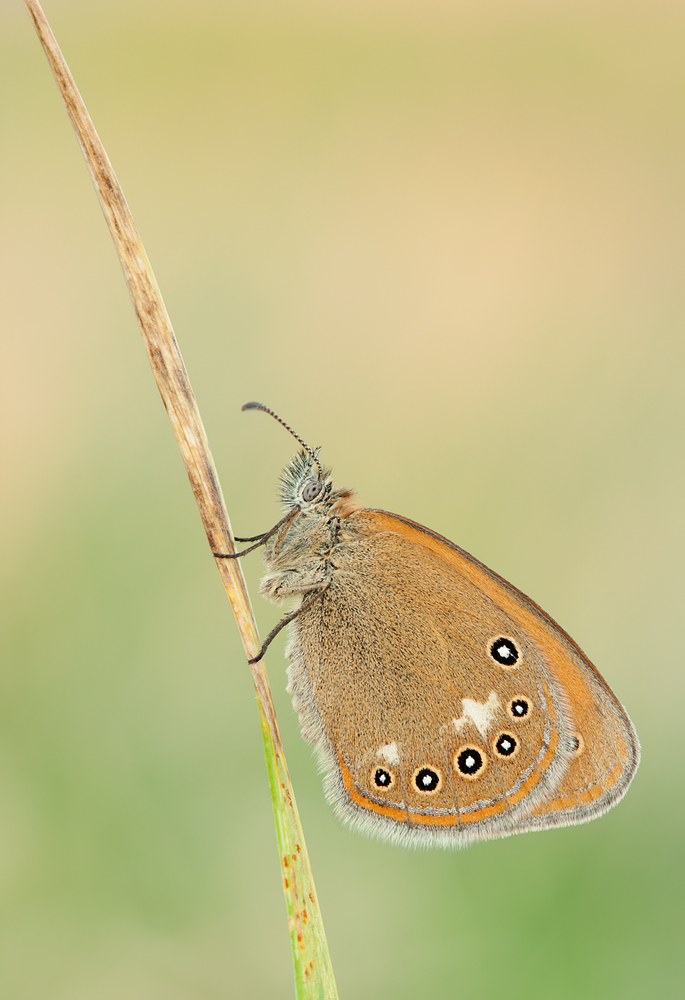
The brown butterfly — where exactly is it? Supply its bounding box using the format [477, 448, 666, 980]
[217, 403, 640, 848]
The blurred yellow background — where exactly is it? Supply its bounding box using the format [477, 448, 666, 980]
[1, 1, 683, 997]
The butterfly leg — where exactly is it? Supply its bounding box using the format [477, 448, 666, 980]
[213, 509, 300, 560]
[249, 583, 330, 664]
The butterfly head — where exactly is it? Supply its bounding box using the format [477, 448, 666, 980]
[279, 448, 332, 511]
[242, 401, 358, 516]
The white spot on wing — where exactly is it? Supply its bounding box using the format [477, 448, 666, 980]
[377, 742, 400, 765]
[452, 692, 501, 738]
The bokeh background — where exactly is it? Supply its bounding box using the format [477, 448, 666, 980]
[1, 1, 683, 997]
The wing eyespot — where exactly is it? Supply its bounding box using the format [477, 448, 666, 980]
[454, 745, 488, 780]
[413, 766, 443, 794]
[488, 636, 521, 668]
[508, 696, 532, 721]
[372, 766, 396, 791]
[492, 731, 520, 760]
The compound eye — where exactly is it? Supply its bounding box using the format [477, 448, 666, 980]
[301, 480, 324, 502]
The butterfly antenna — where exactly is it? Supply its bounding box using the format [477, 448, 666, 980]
[242, 401, 323, 479]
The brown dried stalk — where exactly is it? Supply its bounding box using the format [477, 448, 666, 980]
[24, 2, 337, 996]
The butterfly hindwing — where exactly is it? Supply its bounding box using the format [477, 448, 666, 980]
[285, 507, 638, 847]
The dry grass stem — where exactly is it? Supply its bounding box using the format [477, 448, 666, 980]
[25, 2, 338, 995]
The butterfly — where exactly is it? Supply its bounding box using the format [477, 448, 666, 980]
[217, 403, 640, 848]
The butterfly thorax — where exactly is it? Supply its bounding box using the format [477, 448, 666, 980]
[260, 450, 359, 604]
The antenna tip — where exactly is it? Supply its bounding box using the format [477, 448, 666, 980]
[241, 401, 265, 412]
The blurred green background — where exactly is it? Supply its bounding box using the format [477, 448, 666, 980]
[1, 1, 683, 997]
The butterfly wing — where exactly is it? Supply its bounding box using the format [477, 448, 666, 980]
[286, 508, 639, 847]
